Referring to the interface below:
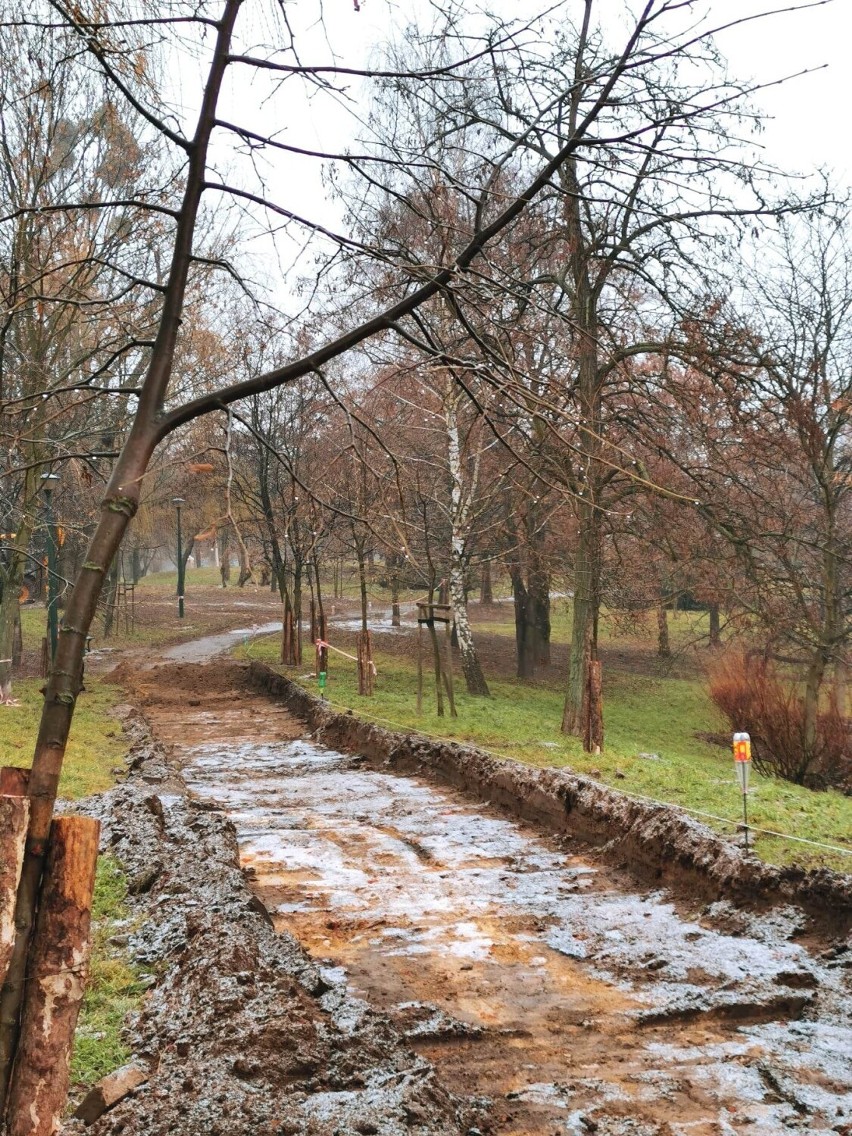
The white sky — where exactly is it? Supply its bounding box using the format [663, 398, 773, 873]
[282, 0, 852, 179]
[205, 0, 852, 295]
[710, 0, 850, 180]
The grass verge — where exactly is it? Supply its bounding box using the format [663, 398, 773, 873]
[0, 677, 127, 798]
[71, 857, 145, 1086]
[240, 634, 852, 874]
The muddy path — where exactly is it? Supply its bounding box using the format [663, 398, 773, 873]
[120, 658, 852, 1136]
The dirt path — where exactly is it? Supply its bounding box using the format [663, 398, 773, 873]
[125, 659, 851, 1136]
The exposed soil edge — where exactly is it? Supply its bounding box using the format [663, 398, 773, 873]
[247, 661, 852, 935]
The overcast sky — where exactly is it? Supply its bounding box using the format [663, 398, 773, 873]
[209, 0, 851, 294]
[287, 0, 851, 181]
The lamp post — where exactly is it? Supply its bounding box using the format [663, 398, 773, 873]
[41, 472, 61, 660]
[172, 497, 186, 619]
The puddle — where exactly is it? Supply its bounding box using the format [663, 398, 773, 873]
[179, 734, 852, 1135]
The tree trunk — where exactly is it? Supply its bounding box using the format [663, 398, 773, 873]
[480, 559, 493, 605]
[293, 563, 303, 665]
[0, 4, 246, 1109]
[388, 554, 401, 627]
[6, 816, 100, 1136]
[529, 560, 551, 666]
[219, 526, 231, 587]
[357, 629, 374, 696]
[445, 383, 489, 696]
[708, 602, 721, 648]
[0, 477, 36, 702]
[238, 541, 250, 587]
[562, 499, 601, 735]
[356, 537, 369, 633]
[585, 659, 604, 754]
[558, 128, 604, 739]
[657, 603, 671, 658]
[510, 568, 535, 680]
[0, 584, 20, 704]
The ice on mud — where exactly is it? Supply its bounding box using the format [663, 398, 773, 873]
[181, 735, 852, 1134]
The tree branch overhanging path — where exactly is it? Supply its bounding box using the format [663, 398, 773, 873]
[0, 0, 834, 1116]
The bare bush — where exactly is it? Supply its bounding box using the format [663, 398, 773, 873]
[709, 653, 851, 793]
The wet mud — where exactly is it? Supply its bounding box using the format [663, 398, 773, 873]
[247, 662, 852, 934]
[110, 660, 851, 1136]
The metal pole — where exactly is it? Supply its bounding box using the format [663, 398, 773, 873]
[176, 504, 185, 619]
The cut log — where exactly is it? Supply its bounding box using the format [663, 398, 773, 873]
[0, 777, 29, 989]
[0, 767, 29, 796]
[6, 815, 100, 1136]
[73, 1061, 148, 1124]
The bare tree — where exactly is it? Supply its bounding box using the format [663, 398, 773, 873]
[0, 0, 825, 1111]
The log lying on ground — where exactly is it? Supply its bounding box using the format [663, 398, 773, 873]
[0, 770, 30, 990]
[6, 815, 99, 1136]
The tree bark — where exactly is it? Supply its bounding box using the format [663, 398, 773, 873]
[562, 499, 601, 735]
[657, 604, 671, 658]
[559, 121, 604, 737]
[0, 469, 37, 703]
[529, 559, 551, 666]
[510, 568, 535, 680]
[708, 602, 721, 648]
[6, 816, 99, 1136]
[480, 559, 493, 605]
[446, 379, 489, 696]
[357, 629, 374, 696]
[0, 777, 29, 990]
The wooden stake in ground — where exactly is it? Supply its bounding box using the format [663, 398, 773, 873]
[357, 629, 374, 696]
[443, 615, 457, 719]
[584, 660, 603, 754]
[5, 816, 100, 1136]
[417, 622, 424, 715]
[0, 770, 30, 991]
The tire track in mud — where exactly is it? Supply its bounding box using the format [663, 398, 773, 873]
[134, 660, 852, 1136]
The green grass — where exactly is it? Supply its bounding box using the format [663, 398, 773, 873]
[71, 857, 145, 1086]
[135, 565, 225, 591]
[472, 604, 719, 655]
[241, 634, 852, 874]
[1, 678, 127, 798]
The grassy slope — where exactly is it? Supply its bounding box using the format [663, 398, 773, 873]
[241, 615, 852, 873]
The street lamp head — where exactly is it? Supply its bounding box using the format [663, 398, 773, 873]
[172, 496, 185, 507]
[40, 472, 60, 487]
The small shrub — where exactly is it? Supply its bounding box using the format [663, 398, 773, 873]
[709, 652, 851, 792]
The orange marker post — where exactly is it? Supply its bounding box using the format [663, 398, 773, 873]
[733, 731, 752, 852]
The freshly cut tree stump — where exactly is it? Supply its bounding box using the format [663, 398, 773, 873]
[0, 770, 30, 989]
[6, 816, 100, 1136]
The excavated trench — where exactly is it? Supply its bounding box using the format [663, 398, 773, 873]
[130, 660, 852, 1136]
